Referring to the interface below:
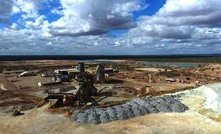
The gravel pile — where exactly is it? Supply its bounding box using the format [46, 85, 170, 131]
[70, 95, 189, 124]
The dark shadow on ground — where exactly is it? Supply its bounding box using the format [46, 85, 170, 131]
[105, 79, 123, 84]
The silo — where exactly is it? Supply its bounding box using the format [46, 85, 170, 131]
[98, 64, 105, 84]
[148, 74, 152, 83]
[78, 62, 85, 73]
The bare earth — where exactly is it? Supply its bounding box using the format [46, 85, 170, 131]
[0, 74, 20, 91]
[0, 96, 221, 134]
[1, 61, 221, 133]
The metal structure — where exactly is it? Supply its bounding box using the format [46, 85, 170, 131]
[78, 62, 85, 73]
[97, 64, 105, 84]
[74, 72, 98, 106]
[43, 72, 99, 107]
[42, 63, 106, 107]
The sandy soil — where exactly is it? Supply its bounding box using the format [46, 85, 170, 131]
[0, 74, 20, 91]
[135, 68, 166, 72]
[1, 61, 221, 134]
[0, 96, 221, 134]
[8, 75, 54, 90]
[191, 63, 221, 78]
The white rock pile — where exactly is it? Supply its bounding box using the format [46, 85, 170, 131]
[172, 83, 221, 115]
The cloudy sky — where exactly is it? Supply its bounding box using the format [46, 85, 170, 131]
[0, 0, 221, 55]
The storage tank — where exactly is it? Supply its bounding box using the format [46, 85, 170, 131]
[78, 62, 85, 73]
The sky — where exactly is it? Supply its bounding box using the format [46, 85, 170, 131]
[0, 0, 221, 55]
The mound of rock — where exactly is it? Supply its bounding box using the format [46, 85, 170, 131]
[70, 95, 189, 124]
[172, 84, 221, 114]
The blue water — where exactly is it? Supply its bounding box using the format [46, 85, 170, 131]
[78, 60, 201, 67]
[77, 60, 115, 64]
[143, 62, 201, 67]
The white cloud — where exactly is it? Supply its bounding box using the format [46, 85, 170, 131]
[25, 15, 46, 29]
[158, 0, 220, 17]
[120, 0, 221, 53]
[12, 0, 48, 19]
[47, 0, 146, 36]
[1, 0, 221, 55]
[51, 9, 63, 15]
[10, 23, 19, 30]
[151, 0, 221, 27]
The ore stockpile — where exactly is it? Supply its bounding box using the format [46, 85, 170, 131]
[70, 95, 189, 124]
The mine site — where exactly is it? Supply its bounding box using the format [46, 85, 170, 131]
[0, 58, 221, 134]
[1, 0, 221, 133]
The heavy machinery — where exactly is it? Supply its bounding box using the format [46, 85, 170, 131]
[74, 72, 98, 106]
[43, 64, 104, 107]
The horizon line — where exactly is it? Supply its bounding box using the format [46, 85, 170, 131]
[1, 54, 221, 61]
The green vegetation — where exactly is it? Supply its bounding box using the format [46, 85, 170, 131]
[12, 110, 21, 116]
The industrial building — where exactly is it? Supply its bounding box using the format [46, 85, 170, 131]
[54, 68, 80, 78]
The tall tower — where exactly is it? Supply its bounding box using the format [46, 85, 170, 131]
[97, 64, 105, 84]
[78, 62, 85, 73]
[148, 74, 152, 83]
